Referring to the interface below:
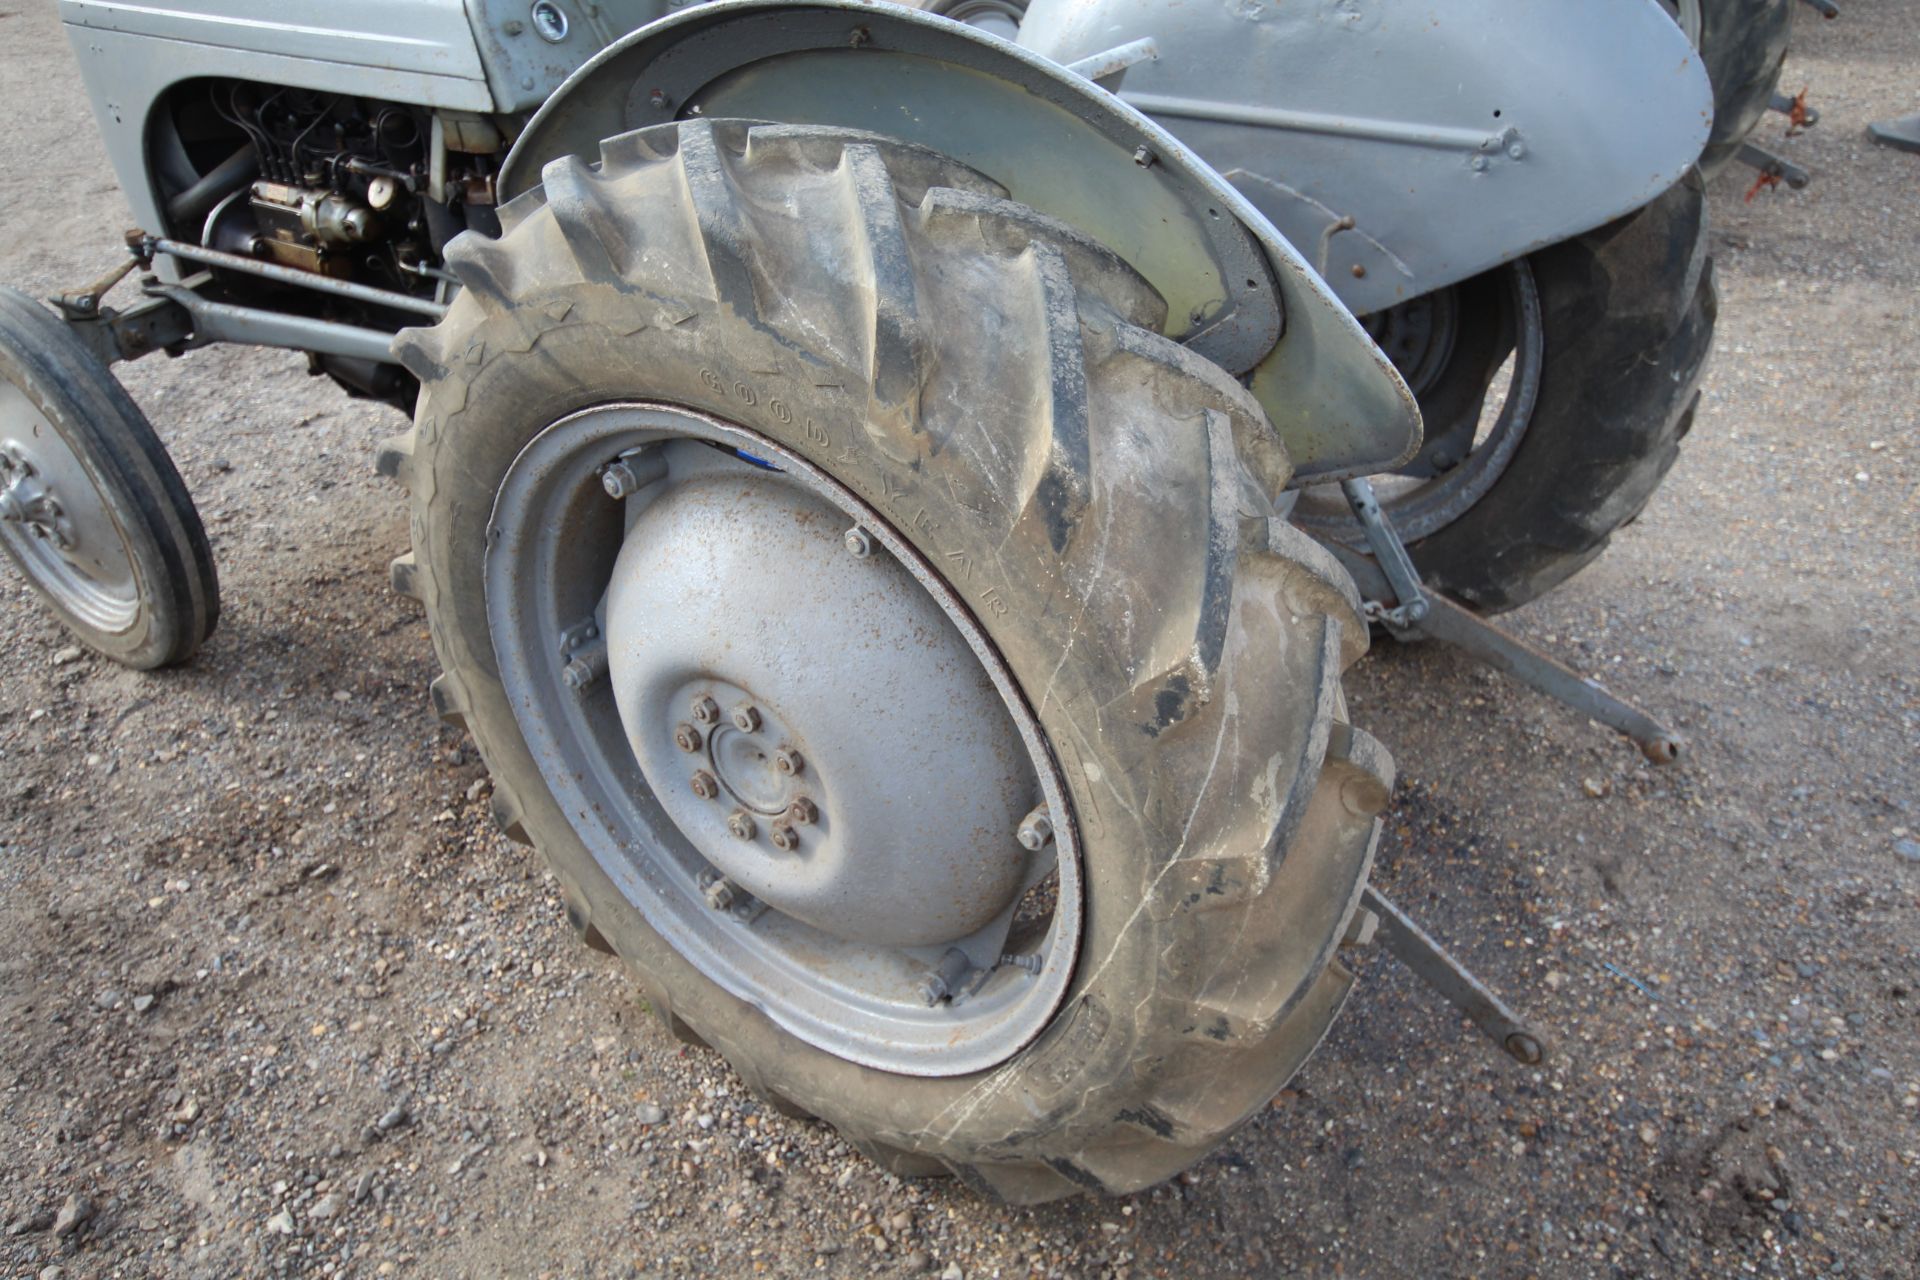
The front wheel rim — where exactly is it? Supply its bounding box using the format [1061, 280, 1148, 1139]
[483, 402, 1083, 1077]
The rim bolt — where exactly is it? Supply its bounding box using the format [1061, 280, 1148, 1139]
[690, 695, 719, 726]
[843, 526, 873, 558]
[769, 822, 799, 852]
[773, 747, 804, 776]
[689, 770, 718, 800]
[786, 796, 818, 826]
[672, 722, 703, 753]
[601, 460, 639, 500]
[730, 705, 761, 733]
[726, 810, 756, 841]
[1016, 805, 1054, 853]
[562, 640, 607, 691]
[703, 876, 740, 912]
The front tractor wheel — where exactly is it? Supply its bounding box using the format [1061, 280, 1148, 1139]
[387, 120, 1390, 1201]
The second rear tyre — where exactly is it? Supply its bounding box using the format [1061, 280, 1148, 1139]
[1297, 172, 1716, 613]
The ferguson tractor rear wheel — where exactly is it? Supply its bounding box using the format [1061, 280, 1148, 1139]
[1295, 172, 1716, 613]
[1676, 0, 1798, 178]
[384, 120, 1390, 1201]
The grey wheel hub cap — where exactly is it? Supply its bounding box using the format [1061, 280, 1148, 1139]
[605, 466, 1035, 947]
[485, 403, 1081, 1076]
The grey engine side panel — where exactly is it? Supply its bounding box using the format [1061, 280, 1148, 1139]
[463, 0, 673, 112]
[1015, 0, 1714, 315]
[60, 0, 499, 241]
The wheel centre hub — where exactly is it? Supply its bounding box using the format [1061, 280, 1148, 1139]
[0, 445, 75, 549]
[601, 444, 1038, 949]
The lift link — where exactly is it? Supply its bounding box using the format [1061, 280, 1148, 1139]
[1340, 477, 1683, 764]
[1361, 887, 1547, 1065]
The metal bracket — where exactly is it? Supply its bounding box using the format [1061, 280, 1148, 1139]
[1342, 477, 1429, 631]
[1339, 481, 1683, 764]
[1061, 37, 1158, 91]
[1362, 886, 1545, 1065]
[50, 256, 140, 323]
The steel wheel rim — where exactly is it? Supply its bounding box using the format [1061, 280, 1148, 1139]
[485, 402, 1082, 1077]
[0, 382, 140, 633]
[1295, 260, 1542, 545]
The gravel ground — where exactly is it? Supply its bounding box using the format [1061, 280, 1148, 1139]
[1, 4, 1915, 1278]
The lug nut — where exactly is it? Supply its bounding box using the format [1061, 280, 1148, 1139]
[773, 747, 804, 777]
[726, 810, 756, 841]
[673, 722, 703, 753]
[601, 460, 640, 500]
[690, 695, 719, 725]
[769, 822, 799, 852]
[1016, 805, 1054, 852]
[843, 526, 873, 558]
[730, 705, 761, 733]
[689, 771, 718, 800]
[785, 796, 818, 826]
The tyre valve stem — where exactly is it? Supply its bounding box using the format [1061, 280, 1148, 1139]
[918, 947, 975, 1007]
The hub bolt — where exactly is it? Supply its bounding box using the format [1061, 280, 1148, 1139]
[601, 460, 641, 500]
[785, 796, 818, 826]
[673, 722, 703, 753]
[703, 876, 740, 912]
[843, 526, 873, 558]
[726, 810, 757, 841]
[1016, 805, 1054, 853]
[730, 704, 761, 733]
[689, 771, 719, 800]
[690, 695, 719, 726]
[769, 822, 799, 852]
[773, 747, 804, 777]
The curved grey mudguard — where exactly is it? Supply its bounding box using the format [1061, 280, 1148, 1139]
[499, 0, 1421, 483]
[1015, 0, 1714, 316]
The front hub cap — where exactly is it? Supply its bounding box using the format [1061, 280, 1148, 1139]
[485, 404, 1081, 1076]
[0, 386, 138, 632]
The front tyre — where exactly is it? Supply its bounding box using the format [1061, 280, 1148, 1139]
[0, 288, 217, 668]
[386, 121, 1391, 1201]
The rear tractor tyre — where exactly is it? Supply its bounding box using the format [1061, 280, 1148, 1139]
[1683, 0, 1798, 179]
[388, 120, 1390, 1202]
[1295, 172, 1716, 613]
